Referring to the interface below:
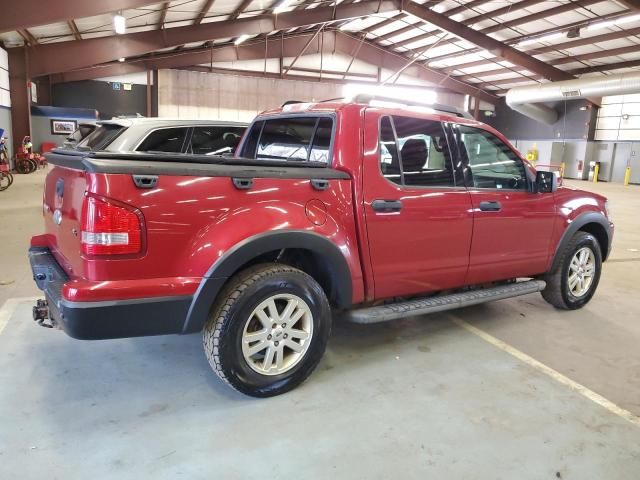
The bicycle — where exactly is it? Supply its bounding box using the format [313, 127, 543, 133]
[0, 134, 13, 191]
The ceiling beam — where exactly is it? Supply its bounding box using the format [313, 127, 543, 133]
[17, 29, 37, 46]
[618, 0, 640, 9]
[229, 0, 254, 20]
[465, 43, 640, 87]
[444, 27, 640, 77]
[401, 2, 573, 82]
[47, 30, 494, 102]
[334, 33, 496, 102]
[424, 8, 632, 66]
[158, 2, 170, 28]
[0, 0, 161, 34]
[194, 0, 215, 24]
[390, 0, 546, 51]
[68, 20, 82, 41]
[283, 25, 324, 76]
[26, 0, 400, 77]
[571, 59, 640, 75]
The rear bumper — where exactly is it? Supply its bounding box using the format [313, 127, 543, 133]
[29, 247, 191, 340]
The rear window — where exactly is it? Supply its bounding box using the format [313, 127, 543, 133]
[240, 116, 334, 164]
[76, 124, 125, 151]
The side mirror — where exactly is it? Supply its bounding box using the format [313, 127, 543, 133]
[536, 170, 557, 193]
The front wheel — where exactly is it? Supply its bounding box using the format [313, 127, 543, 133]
[541, 231, 602, 310]
[0, 172, 10, 191]
[203, 263, 332, 397]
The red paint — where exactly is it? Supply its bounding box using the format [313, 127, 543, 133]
[34, 102, 611, 307]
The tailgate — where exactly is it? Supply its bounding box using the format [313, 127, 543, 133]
[43, 151, 88, 278]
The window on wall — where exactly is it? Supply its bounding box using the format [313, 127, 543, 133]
[457, 125, 527, 190]
[240, 116, 334, 163]
[378, 115, 457, 187]
[137, 127, 188, 153]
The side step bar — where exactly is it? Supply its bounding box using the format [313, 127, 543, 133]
[345, 280, 546, 324]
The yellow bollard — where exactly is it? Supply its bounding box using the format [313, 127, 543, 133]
[560, 162, 565, 179]
[624, 166, 631, 186]
[593, 163, 599, 183]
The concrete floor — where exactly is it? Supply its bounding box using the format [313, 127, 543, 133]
[1, 171, 640, 478]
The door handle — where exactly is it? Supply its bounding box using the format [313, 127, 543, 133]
[479, 201, 502, 212]
[371, 199, 403, 212]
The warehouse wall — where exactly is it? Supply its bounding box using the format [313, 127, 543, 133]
[0, 46, 12, 159]
[157, 69, 466, 121]
[30, 105, 98, 151]
[52, 79, 147, 119]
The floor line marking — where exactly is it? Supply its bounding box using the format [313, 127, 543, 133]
[0, 297, 41, 336]
[449, 315, 640, 428]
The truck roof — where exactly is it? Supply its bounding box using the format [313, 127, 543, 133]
[97, 117, 248, 128]
[257, 100, 486, 127]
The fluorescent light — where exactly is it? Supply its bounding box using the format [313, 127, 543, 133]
[342, 83, 438, 105]
[340, 19, 363, 31]
[234, 34, 250, 45]
[517, 32, 564, 47]
[273, 0, 292, 13]
[118, 57, 125, 62]
[113, 14, 126, 34]
[586, 13, 640, 31]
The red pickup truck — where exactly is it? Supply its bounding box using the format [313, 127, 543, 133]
[30, 100, 613, 397]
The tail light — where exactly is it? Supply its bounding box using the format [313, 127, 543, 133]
[81, 196, 142, 255]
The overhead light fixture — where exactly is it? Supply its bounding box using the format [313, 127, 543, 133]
[118, 57, 125, 62]
[113, 13, 126, 34]
[273, 0, 292, 14]
[517, 32, 564, 47]
[586, 13, 640, 31]
[342, 83, 438, 105]
[234, 34, 250, 46]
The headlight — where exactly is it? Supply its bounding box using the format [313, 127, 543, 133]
[604, 201, 612, 222]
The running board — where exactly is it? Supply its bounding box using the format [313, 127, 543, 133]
[345, 280, 546, 324]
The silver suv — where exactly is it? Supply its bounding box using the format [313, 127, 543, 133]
[75, 118, 247, 156]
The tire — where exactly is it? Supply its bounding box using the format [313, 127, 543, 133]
[203, 263, 332, 397]
[0, 172, 9, 191]
[541, 231, 602, 310]
[28, 159, 38, 173]
[7, 172, 13, 186]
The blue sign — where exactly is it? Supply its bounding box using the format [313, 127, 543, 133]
[112, 82, 122, 91]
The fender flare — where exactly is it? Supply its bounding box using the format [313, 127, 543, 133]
[182, 230, 353, 333]
[550, 212, 612, 272]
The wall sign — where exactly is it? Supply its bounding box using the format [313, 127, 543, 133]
[112, 82, 122, 91]
[50, 119, 77, 135]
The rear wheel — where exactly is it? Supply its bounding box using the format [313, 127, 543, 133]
[541, 231, 602, 310]
[203, 263, 331, 397]
[16, 159, 31, 174]
[0, 172, 10, 191]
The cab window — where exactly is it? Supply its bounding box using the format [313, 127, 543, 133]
[457, 125, 527, 190]
[379, 115, 458, 187]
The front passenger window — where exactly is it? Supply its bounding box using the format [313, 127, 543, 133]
[458, 126, 527, 190]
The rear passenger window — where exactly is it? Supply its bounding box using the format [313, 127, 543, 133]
[240, 116, 334, 164]
[137, 127, 188, 153]
[379, 116, 457, 187]
[188, 126, 245, 155]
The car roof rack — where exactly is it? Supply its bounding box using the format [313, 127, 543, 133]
[351, 93, 475, 120]
[281, 96, 475, 120]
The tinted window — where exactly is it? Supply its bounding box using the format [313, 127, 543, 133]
[137, 127, 188, 153]
[77, 124, 124, 151]
[380, 116, 401, 183]
[188, 126, 245, 155]
[240, 117, 333, 164]
[379, 115, 456, 187]
[309, 118, 333, 163]
[457, 126, 527, 190]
